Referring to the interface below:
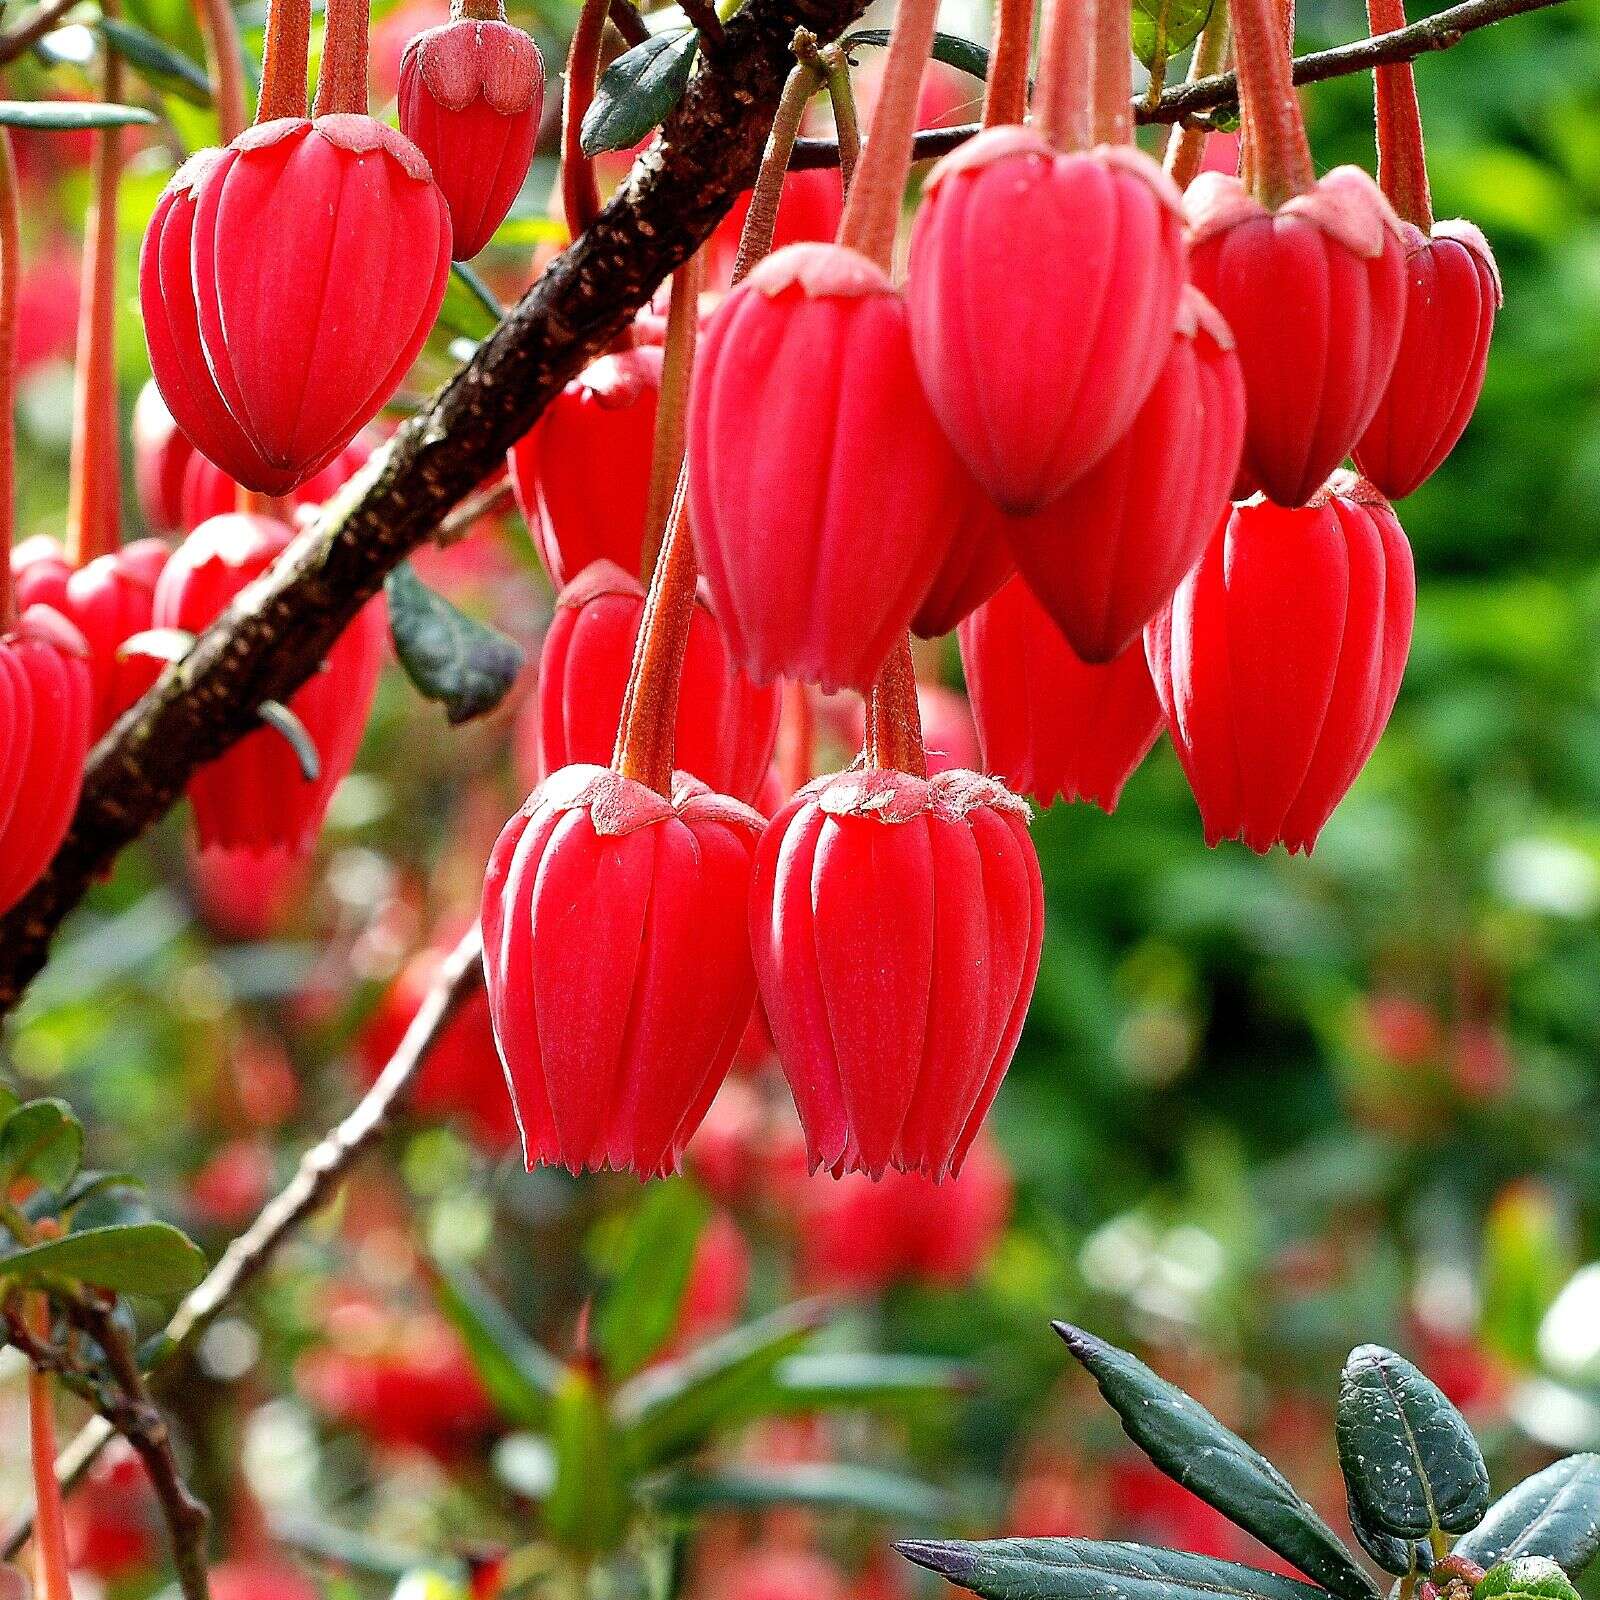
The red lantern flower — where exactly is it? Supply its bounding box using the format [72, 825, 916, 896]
[179, 433, 374, 531]
[398, 13, 544, 260]
[1184, 170, 1406, 509]
[1145, 475, 1414, 853]
[911, 468, 1015, 639]
[750, 766, 1043, 1179]
[507, 346, 662, 588]
[140, 117, 450, 495]
[535, 560, 780, 805]
[689, 243, 959, 692]
[359, 942, 519, 1154]
[1353, 220, 1499, 501]
[907, 128, 1186, 515]
[132, 379, 193, 532]
[481, 765, 763, 1176]
[960, 575, 1163, 813]
[1001, 287, 1245, 663]
[151, 514, 385, 855]
[0, 605, 94, 913]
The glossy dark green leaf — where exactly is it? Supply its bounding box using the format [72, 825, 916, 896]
[258, 699, 321, 782]
[895, 1540, 1339, 1600]
[766, 1352, 974, 1414]
[1345, 1488, 1426, 1577]
[1056, 1324, 1378, 1600]
[436, 262, 504, 342]
[0, 1222, 204, 1297]
[839, 27, 990, 79]
[1475, 1557, 1582, 1600]
[1457, 1456, 1600, 1575]
[614, 1300, 826, 1468]
[431, 1260, 564, 1429]
[0, 99, 159, 129]
[650, 1463, 952, 1523]
[0, 1099, 84, 1192]
[1130, 0, 1215, 71]
[385, 562, 524, 725]
[593, 1179, 709, 1382]
[97, 17, 213, 106]
[1336, 1344, 1491, 1538]
[580, 30, 698, 156]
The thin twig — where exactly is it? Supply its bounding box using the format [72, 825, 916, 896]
[607, 0, 649, 46]
[0, 929, 486, 1560]
[680, 0, 727, 48]
[788, 0, 1570, 165]
[0, 0, 77, 63]
[69, 1297, 212, 1600]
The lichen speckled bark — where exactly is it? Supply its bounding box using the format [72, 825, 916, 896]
[0, 0, 872, 1012]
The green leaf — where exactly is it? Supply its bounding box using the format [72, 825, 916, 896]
[1335, 1344, 1491, 1539]
[117, 626, 195, 663]
[437, 262, 504, 342]
[1345, 1489, 1425, 1577]
[766, 1352, 974, 1414]
[0, 1082, 18, 1122]
[840, 27, 990, 79]
[97, 17, 213, 106]
[0, 99, 159, 129]
[431, 1260, 564, 1429]
[0, 1222, 205, 1297]
[613, 1300, 826, 1468]
[580, 30, 698, 156]
[1457, 1456, 1600, 1575]
[1130, 0, 1215, 72]
[593, 1179, 708, 1383]
[23, 1170, 144, 1224]
[1055, 1325, 1378, 1600]
[1474, 1558, 1583, 1600]
[895, 1540, 1339, 1600]
[257, 700, 321, 782]
[385, 563, 524, 726]
[547, 1367, 631, 1556]
[649, 1463, 952, 1524]
[0, 1099, 84, 1192]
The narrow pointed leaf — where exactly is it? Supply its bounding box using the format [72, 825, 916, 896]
[97, 17, 213, 106]
[0, 99, 158, 129]
[0, 1222, 204, 1297]
[1336, 1344, 1491, 1538]
[0, 1098, 84, 1192]
[431, 1260, 563, 1429]
[580, 29, 698, 155]
[385, 563, 524, 725]
[840, 27, 989, 78]
[649, 1463, 953, 1523]
[614, 1300, 826, 1468]
[1055, 1324, 1378, 1600]
[894, 1540, 1339, 1600]
[1457, 1456, 1600, 1575]
[766, 1352, 974, 1414]
[258, 700, 321, 782]
[593, 1178, 708, 1382]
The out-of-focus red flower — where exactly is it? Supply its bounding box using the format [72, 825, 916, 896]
[64, 1440, 158, 1581]
[358, 943, 520, 1155]
[296, 1303, 496, 1460]
[209, 1559, 321, 1600]
[188, 1137, 275, 1228]
[672, 1211, 751, 1350]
